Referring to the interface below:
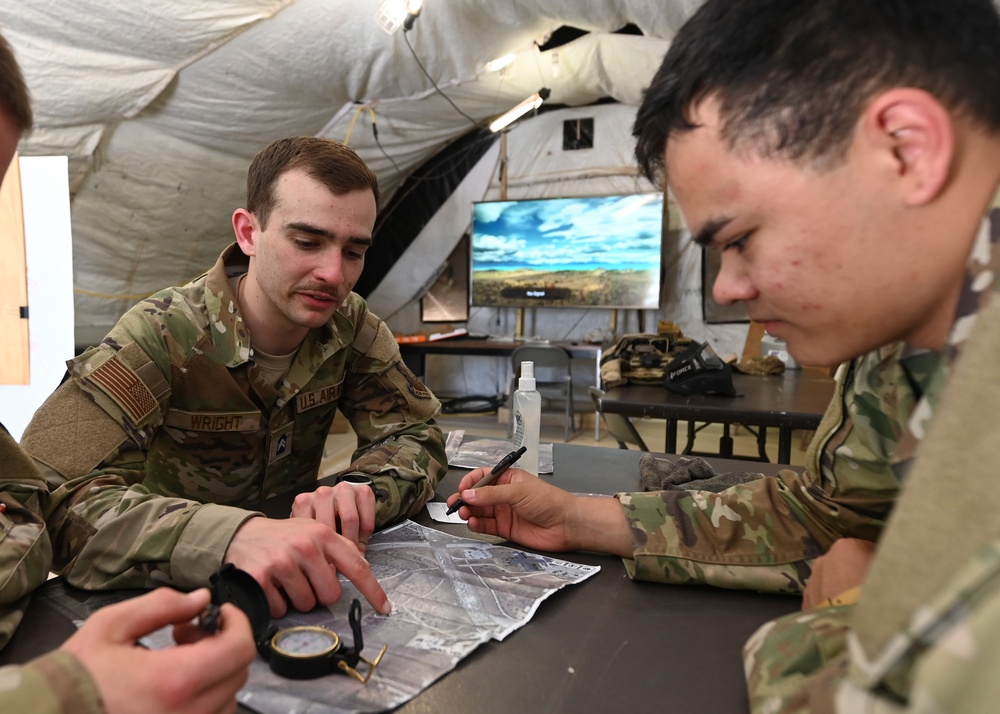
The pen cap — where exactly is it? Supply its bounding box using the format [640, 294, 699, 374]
[518, 361, 535, 390]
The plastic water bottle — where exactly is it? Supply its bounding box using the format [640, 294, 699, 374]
[512, 361, 541, 474]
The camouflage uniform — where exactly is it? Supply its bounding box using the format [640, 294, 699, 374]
[0, 424, 100, 711]
[615, 288, 964, 591]
[745, 542, 1000, 713]
[743, 207, 1000, 712]
[614, 342, 932, 592]
[19, 244, 447, 591]
[0, 648, 102, 714]
[0, 423, 54, 649]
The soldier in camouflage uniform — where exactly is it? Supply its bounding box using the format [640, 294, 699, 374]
[452, 0, 1000, 709]
[743, 205, 1000, 712]
[17, 136, 436, 616]
[0, 424, 53, 650]
[0, 31, 257, 714]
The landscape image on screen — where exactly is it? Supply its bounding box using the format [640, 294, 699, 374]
[470, 193, 663, 309]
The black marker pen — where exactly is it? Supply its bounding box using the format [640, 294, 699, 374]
[446, 445, 527, 516]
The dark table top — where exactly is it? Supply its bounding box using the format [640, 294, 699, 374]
[600, 371, 835, 429]
[1, 443, 800, 713]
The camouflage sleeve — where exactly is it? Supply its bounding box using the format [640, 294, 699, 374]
[841, 539, 1000, 712]
[0, 424, 55, 650]
[616, 349, 908, 593]
[21, 318, 259, 592]
[337, 317, 447, 526]
[41, 457, 257, 590]
[0, 648, 103, 714]
[743, 541, 1000, 713]
[742, 603, 852, 712]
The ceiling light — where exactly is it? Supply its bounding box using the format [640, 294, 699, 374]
[403, 0, 423, 31]
[489, 88, 551, 133]
[375, 0, 423, 35]
[485, 53, 517, 73]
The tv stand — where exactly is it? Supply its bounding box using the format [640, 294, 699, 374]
[514, 306, 525, 340]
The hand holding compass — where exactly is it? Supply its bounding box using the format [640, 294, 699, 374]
[208, 564, 387, 683]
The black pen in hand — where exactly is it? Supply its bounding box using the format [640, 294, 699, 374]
[446, 445, 527, 516]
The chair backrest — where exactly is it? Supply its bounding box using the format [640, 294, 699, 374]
[511, 345, 571, 385]
[589, 386, 649, 451]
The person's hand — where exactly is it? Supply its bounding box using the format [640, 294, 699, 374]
[61, 588, 255, 714]
[447, 467, 633, 557]
[292, 481, 376, 554]
[224, 516, 390, 617]
[801, 537, 877, 610]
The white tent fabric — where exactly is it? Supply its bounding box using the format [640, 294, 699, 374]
[3, 0, 749, 392]
[381, 102, 749, 398]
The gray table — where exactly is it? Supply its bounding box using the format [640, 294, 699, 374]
[599, 371, 835, 463]
[0, 443, 800, 713]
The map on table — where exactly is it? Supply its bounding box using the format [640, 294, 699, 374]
[142, 519, 599, 714]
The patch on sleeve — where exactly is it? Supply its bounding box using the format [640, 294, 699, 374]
[394, 361, 432, 400]
[83, 353, 159, 426]
[352, 310, 379, 354]
[366, 320, 403, 363]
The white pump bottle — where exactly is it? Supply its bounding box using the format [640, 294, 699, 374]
[512, 361, 541, 474]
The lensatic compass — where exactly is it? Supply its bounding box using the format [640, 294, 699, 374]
[207, 564, 387, 683]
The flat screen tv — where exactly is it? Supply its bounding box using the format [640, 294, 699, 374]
[470, 193, 663, 309]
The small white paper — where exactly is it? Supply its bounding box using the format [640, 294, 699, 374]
[426, 501, 468, 523]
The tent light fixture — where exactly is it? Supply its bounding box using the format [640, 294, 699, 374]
[375, 0, 424, 35]
[485, 53, 517, 73]
[489, 88, 551, 133]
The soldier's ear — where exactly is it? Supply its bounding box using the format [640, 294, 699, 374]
[861, 88, 954, 207]
[232, 208, 258, 256]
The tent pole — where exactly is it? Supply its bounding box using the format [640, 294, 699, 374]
[499, 130, 526, 339]
[499, 130, 508, 199]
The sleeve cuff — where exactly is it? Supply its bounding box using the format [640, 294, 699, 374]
[615, 492, 644, 580]
[10, 649, 104, 714]
[170, 504, 261, 588]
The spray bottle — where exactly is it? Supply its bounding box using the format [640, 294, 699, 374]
[512, 361, 541, 474]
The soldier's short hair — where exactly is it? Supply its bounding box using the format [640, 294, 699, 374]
[0, 32, 33, 135]
[246, 137, 380, 229]
[633, 0, 1000, 184]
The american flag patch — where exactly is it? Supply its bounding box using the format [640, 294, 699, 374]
[87, 356, 159, 424]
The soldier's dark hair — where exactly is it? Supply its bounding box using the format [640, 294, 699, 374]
[633, 0, 1000, 184]
[0, 32, 33, 135]
[246, 137, 379, 228]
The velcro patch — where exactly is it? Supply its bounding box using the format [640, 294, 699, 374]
[163, 409, 260, 432]
[352, 311, 379, 354]
[85, 355, 158, 425]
